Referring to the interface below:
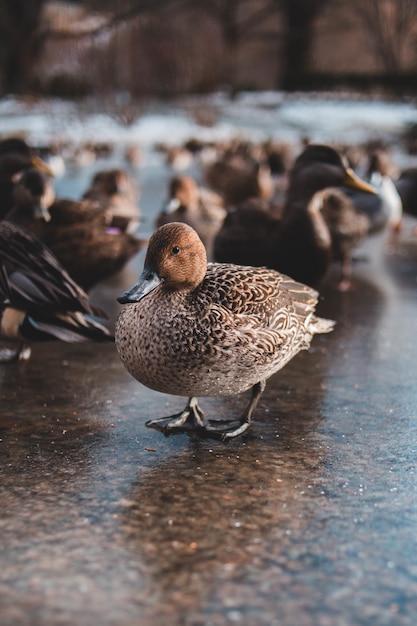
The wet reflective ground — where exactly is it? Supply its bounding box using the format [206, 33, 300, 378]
[2, 153, 417, 625]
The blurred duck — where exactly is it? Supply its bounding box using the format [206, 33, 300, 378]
[83, 168, 141, 234]
[6, 168, 147, 291]
[124, 143, 144, 169]
[9, 167, 56, 226]
[166, 146, 194, 171]
[341, 148, 401, 234]
[0, 221, 113, 362]
[352, 148, 403, 234]
[156, 143, 194, 171]
[366, 150, 402, 231]
[318, 188, 370, 291]
[260, 140, 292, 205]
[263, 139, 293, 177]
[205, 148, 274, 205]
[283, 144, 376, 288]
[64, 142, 97, 169]
[35, 141, 66, 178]
[156, 175, 226, 260]
[395, 167, 417, 223]
[0, 137, 53, 219]
[213, 198, 281, 268]
[215, 190, 331, 287]
[214, 144, 376, 287]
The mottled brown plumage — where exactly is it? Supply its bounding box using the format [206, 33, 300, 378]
[115, 222, 334, 439]
[7, 168, 147, 291]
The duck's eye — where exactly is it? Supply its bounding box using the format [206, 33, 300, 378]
[171, 246, 180, 255]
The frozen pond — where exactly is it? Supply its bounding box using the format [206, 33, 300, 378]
[1, 93, 417, 625]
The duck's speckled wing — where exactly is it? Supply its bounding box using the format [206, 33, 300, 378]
[203, 263, 319, 322]
[193, 262, 323, 376]
[115, 260, 332, 398]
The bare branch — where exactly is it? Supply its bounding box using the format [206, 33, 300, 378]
[43, 0, 188, 41]
[240, 5, 279, 34]
[350, 0, 417, 72]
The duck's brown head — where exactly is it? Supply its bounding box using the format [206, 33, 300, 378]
[168, 176, 199, 210]
[117, 222, 207, 303]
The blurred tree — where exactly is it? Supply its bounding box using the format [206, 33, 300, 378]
[349, 0, 417, 73]
[0, 0, 184, 95]
[1, 0, 415, 97]
[191, 0, 279, 91]
[179, 0, 333, 90]
[46, 0, 183, 41]
[86, 4, 221, 97]
[275, 0, 330, 89]
[78, 0, 219, 95]
[0, 0, 47, 94]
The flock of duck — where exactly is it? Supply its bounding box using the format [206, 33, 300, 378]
[1, 133, 416, 439]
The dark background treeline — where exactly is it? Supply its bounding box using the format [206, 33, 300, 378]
[2, 0, 417, 98]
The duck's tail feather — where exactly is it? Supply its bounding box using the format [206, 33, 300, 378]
[309, 315, 335, 334]
[20, 312, 114, 343]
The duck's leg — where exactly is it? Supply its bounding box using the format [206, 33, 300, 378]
[205, 380, 266, 440]
[0, 341, 31, 363]
[145, 396, 205, 433]
[337, 254, 353, 292]
[18, 342, 32, 361]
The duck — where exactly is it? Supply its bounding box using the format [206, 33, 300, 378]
[155, 175, 226, 260]
[214, 145, 375, 287]
[284, 144, 375, 209]
[124, 143, 144, 169]
[166, 146, 194, 171]
[317, 188, 370, 291]
[282, 144, 377, 288]
[0, 137, 54, 220]
[213, 198, 281, 268]
[155, 143, 194, 171]
[205, 146, 274, 205]
[83, 168, 141, 234]
[394, 165, 417, 227]
[213, 192, 331, 287]
[6, 168, 147, 291]
[365, 150, 402, 232]
[8, 166, 57, 225]
[35, 141, 66, 178]
[0, 221, 113, 362]
[115, 222, 334, 440]
[338, 148, 398, 235]
[9, 169, 109, 235]
[262, 139, 292, 177]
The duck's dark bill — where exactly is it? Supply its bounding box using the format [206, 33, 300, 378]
[117, 269, 163, 304]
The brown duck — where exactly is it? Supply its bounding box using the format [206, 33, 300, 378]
[214, 144, 376, 288]
[6, 168, 147, 291]
[0, 221, 113, 362]
[156, 175, 226, 260]
[115, 222, 334, 439]
[83, 167, 141, 234]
